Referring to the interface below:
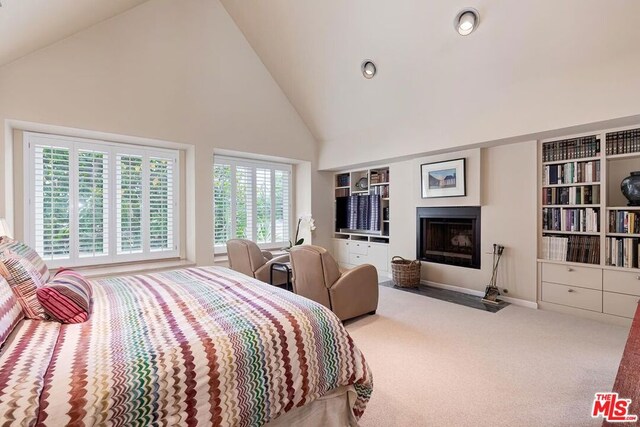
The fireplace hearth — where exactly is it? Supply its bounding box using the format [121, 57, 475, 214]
[417, 207, 481, 269]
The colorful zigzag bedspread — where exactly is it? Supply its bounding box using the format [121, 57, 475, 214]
[0, 267, 373, 426]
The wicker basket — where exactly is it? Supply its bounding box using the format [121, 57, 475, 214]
[391, 256, 421, 288]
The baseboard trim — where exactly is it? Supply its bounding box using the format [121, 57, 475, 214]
[421, 280, 538, 310]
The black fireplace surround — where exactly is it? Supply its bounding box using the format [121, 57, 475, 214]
[417, 206, 481, 269]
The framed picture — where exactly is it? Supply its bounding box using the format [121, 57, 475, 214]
[421, 158, 466, 198]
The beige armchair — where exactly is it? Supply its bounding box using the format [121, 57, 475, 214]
[289, 245, 378, 321]
[226, 239, 289, 286]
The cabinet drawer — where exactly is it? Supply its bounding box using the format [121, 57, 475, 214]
[350, 241, 368, 255]
[349, 253, 369, 265]
[541, 263, 602, 290]
[603, 270, 640, 296]
[541, 282, 602, 312]
[603, 292, 640, 319]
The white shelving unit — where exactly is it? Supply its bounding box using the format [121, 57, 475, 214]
[333, 166, 390, 275]
[537, 125, 640, 325]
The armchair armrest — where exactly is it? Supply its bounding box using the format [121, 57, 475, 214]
[329, 264, 379, 321]
[261, 250, 274, 261]
[332, 264, 377, 290]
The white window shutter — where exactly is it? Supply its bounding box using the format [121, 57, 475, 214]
[116, 154, 144, 255]
[149, 157, 175, 252]
[235, 166, 253, 240]
[77, 149, 109, 259]
[34, 145, 71, 261]
[274, 169, 290, 244]
[213, 163, 232, 246]
[214, 156, 291, 250]
[255, 167, 272, 244]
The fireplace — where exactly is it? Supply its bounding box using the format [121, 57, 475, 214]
[417, 207, 481, 269]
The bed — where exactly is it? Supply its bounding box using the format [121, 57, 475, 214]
[0, 266, 373, 426]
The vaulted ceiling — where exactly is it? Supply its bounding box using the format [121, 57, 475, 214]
[2, 1, 640, 169]
[220, 0, 640, 168]
[0, 0, 150, 66]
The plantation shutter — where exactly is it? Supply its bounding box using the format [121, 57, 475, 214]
[116, 154, 143, 254]
[255, 168, 272, 244]
[33, 145, 71, 261]
[235, 166, 253, 240]
[213, 163, 232, 246]
[27, 133, 180, 267]
[149, 157, 175, 252]
[274, 169, 290, 244]
[77, 149, 109, 259]
[214, 156, 290, 251]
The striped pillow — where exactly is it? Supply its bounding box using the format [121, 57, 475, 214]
[37, 270, 92, 324]
[0, 276, 24, 347]
[0, 237, 50, 283]
[0, 256, 47, 320]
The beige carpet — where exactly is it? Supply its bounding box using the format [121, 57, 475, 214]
[346, 286, 629, 427]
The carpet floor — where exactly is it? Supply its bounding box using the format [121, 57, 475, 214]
[345, 285, 629, 427]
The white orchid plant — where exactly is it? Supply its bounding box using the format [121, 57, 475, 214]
[286, 215, 316, 250]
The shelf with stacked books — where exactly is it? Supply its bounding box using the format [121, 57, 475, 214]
[538, 125, 640, 324]
[539, 133, 603, 266]
[605, 208, 640, 269]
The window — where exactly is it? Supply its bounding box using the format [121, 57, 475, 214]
[213, 156, 291, 251]
[25, 132, 179, 267]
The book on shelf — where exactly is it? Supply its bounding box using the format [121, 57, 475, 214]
[542, 161, 600, 185]
[335, 188, 349, 197]
[369, 170, 389, 184]
[336, 173, 350, 187]
[542, 234, 599, 264]
[370, 185, 389, 197]
[542, 207, 599, 233]
[606, 128, 640, 155]
[542, 236, 568, 261]
[542, 135, 600, 162]
[609, 210, 640, 234]
[606, 237, 640, 268]
[542, 185, 600, 205]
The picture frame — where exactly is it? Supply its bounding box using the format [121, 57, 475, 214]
[420, 158, 466, 198]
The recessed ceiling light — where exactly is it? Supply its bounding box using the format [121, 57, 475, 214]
[454, 8, 479, 36]
[361, 60, 376, 79]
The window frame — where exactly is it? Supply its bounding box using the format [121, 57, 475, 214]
[213, 155, 293, 253]
[24, 132, 180, 268]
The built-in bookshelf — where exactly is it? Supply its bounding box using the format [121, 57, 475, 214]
[537, 125, 640, 324]
[333, 166, 391, 275]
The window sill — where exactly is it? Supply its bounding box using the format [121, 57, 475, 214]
[68, 259, 196, 279]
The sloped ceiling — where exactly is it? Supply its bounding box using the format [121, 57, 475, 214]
[220, 0, 640, 169]
[0, 0, 150, 66]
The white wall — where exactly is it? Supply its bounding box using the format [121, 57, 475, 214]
[388, 141, 537, 302]
[0, 0, 333, 264]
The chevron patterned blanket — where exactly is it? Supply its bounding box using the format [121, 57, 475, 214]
[0, 267, 372, 426]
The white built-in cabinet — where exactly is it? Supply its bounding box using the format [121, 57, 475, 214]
[333, 166, 390, 276]
[537, 125, 640, 325]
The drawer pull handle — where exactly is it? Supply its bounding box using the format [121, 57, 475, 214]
[568, 289, 575, 293]
[567, 268, 574, 272]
